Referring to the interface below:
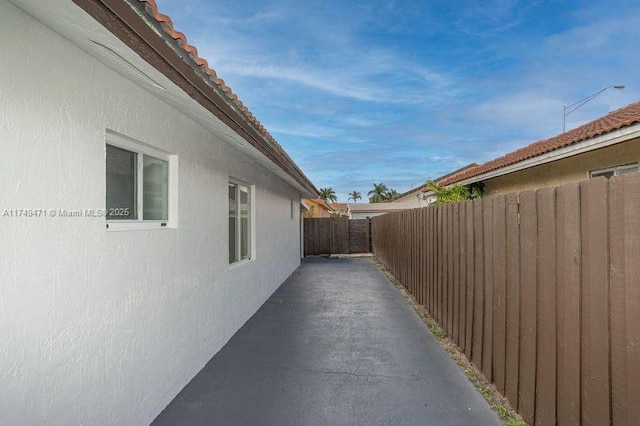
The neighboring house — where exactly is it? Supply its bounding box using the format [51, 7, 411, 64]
[438, 101, 640, 195]
[0, 1, 317, 425]
[302, 198, 335, 218]
[347, 202, 416, 219]
[392, 163, 479, 207]
[329, 202, 350, 217]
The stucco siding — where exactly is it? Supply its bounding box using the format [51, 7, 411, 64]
[483, 138, 640, 195]
[392, 193, 427, 207]
[0, 2, 301, 425]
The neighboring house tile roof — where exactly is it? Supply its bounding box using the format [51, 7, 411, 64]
[393, 163, 479, 200]
[329, 203, 348, 210]
[439, 100, 640, 186]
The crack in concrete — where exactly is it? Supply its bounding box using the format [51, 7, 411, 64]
[276, 366, 422, 381]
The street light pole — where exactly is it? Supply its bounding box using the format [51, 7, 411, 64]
[563, 85, 625, 133]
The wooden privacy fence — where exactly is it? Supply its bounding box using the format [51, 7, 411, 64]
[371, 174, 640, 426]
[303, 217, 371, 255]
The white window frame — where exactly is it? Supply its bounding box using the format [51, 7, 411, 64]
[228, 178, 255, 267]
[105, 130, 178, 231]
[588, 162, 638, 179]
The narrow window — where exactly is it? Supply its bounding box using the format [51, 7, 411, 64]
[143, 155, 169, 220]
[239, 185, 250, 260]
[106, 144, 137, 220]
[229, 183, 237, 263]
[229, 181, 252, 264]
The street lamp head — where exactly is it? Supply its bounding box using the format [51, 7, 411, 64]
[562, 84, 626, 133]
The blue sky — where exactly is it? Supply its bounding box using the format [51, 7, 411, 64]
[157, 0, 639, 201]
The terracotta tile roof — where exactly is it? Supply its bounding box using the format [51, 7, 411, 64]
[329, 203, 348, 210]
[439, 100, 640, 186]
[393, 163, 479, 199]
[136, 0, 302, 177]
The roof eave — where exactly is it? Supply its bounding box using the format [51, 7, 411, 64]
[72, 0, 318, 197]
[449, 123, 640, 187]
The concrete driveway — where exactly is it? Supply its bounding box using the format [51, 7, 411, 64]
[152, 257, 501, 426]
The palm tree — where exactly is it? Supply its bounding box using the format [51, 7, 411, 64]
[348, 191, 362, 202]
[368, 182, 388, 203]
[385, 189, 399, 200]
[318, 187, 337, 203]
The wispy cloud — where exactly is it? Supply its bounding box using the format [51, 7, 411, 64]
[215, 56, 455, 105]
[154, 0, 640, 202]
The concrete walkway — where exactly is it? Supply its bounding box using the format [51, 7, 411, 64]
[152, 258, 501, 426]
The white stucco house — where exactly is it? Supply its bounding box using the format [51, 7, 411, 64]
[347, 202, 416, 219]
[0, 0, 317, 424]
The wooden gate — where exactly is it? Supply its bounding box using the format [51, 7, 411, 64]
[303, 217, 370, 255]
[349, 218, 371, 253]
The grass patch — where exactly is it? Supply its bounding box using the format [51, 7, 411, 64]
[373, 257, 526, 426]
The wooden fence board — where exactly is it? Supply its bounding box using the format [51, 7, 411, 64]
[426, 210, 430, 312]
[418, 211, 422, 300]
[443, 204, 448, 328]
[465, 201, 475, 358]
[447, 203, 455, 337]
[580, 178, 610, 426]
[451, 204, 458, 343]
[623, 175, 640, 424]
[492, 195, 507, 395]
[556, 182, 581, 425]
[472, 198, 484, 369]
[404, 212, 409, 292]
[505, 193, 520, 410]
[535, 187, 557, 425]
[424, 208, 429, 306]
[518, 190, 537, 425]
[407, 212, 413, 295]
[417, 209, 422, 305]
[416, 209, 420, 297]
[420, 208, 426, 306]
[610, 176, 626, 425]
[408, 214, 412, 294]
[411, 211, 415, 296]
[457, 203, 466, 349]
[441, 205, 448, 331]
[437, 206, 443, 324]
[399, 214, 404, 286]
[610, 173, 640, 425]
[482, 197, 494, 380]
[431, 206, 437, 318]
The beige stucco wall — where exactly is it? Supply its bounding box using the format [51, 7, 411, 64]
[393, 192, 429, 207]
[302, 200, 332, 217]
[483, 138, 640, 196]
